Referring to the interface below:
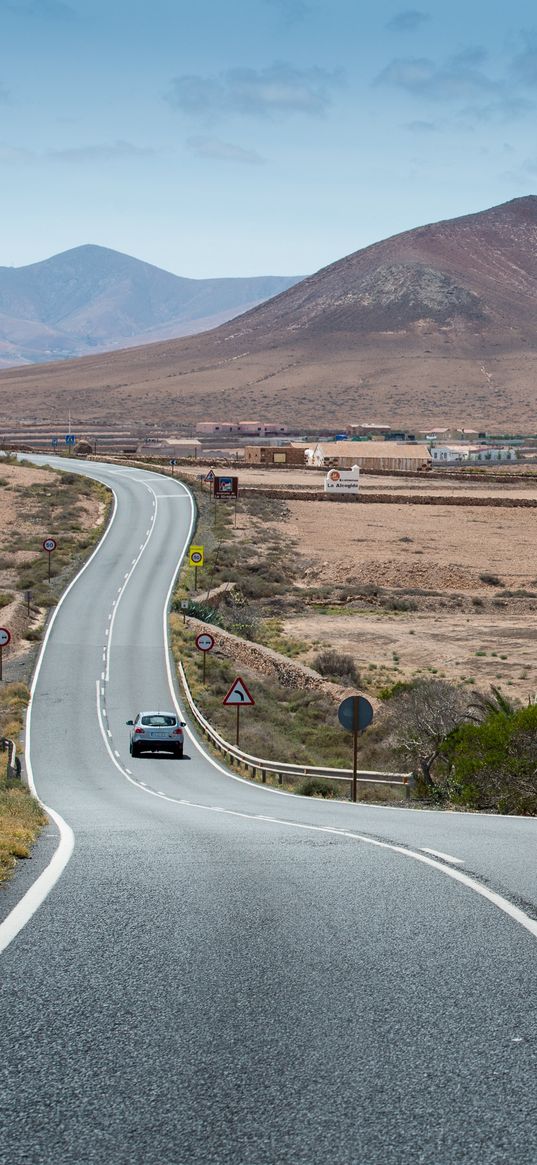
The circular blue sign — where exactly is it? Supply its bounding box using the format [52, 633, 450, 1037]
[338, 695, 374, 733]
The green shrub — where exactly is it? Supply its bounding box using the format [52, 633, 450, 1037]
[378, 679, 417, 701]
[312, 649, 360, 687]
[297, 777, 339, 798]
[448, 705, 537, 813]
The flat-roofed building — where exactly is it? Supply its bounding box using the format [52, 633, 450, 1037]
[245, 441, 431, 471]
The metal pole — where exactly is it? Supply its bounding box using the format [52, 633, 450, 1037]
[352, 696, 359, 803]
[203, 651, 206, 684]
[194, 565, 198, 591]
[236, 705, 240, 747]
[48, 552, 51, 583]
[0, 646, 3, 681]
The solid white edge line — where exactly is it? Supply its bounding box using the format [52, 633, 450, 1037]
[94, 680, 537, 944]
[422, 848, 464, 866]
[152, 477, 537, 943]
[0, 480, 120, 957]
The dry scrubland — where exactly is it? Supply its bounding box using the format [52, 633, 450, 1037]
[0, 459, 108, 663]
[173, 465, 537, 775]
[0, 458, 112, 883]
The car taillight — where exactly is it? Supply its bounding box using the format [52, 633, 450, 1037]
[173, 728, 183, 735]
[134, 727, 144, 734]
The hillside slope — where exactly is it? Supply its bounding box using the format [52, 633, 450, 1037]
[1, 198, 537, 429]
[0, 245, 300, 366]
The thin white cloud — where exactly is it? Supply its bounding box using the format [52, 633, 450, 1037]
[186, 136, 265, 165]
[167, 62, 343, 119]
[386, 9, 429, 33]
[0, 0, 75, 17]
[263, 0, 312, 23]
[47, 140, 156, 162]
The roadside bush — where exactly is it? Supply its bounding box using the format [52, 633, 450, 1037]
[312, 649, 360, 687]
[479, 573, 503, 587]
[447, 705, 537, 814]
[378, 679, 417, 701]
[297, 777, 339, 798]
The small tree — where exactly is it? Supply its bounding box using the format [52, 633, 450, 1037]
[387, 679, 470, 792]
[448, 706, 537, 813]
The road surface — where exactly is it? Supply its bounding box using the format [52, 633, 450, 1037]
[1, 457, 536, 1165]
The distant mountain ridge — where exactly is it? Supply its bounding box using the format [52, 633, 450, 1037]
[0, 245, 301, 367]
[2, 197, 537, 430]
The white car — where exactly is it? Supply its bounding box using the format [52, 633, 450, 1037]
[126, 711, 185, 758]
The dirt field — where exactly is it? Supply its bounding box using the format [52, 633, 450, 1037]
[186, 463, 537, 705]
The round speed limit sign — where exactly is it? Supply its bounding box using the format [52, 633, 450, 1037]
[195, 633, 215, 653]
[0, 627, 11, 647]
[43, 538, 57, 553]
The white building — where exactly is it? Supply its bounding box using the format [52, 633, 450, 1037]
[431, 444, 517, 464]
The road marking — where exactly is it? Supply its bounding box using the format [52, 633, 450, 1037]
[104, 480, 164, 682]
[114, 750, 120, 758]
[0, 478, 120, 956]
[108, 613, 112, 621]
[94, 675, 537, 947]
[422, 848, 464, 865]
[105, 628, 109, 636]
[101, 672, 105, 681]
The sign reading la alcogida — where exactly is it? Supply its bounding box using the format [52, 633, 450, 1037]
[324, 467, 360, 494]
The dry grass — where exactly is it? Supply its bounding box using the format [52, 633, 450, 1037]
[0, 682, 47, 883]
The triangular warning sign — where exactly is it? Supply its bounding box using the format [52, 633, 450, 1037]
[204, 469, 215, 482]
[223, 676, 255, 706]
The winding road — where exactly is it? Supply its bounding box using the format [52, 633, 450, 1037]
[1, 457, 537, 1165]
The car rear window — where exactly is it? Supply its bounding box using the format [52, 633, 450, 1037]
[141, 715, 177, 726]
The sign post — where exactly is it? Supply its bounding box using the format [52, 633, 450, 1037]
[170, 459, 177, 476]
[180, 599, 189, 625]
[223, 676, 255, 746]
[189, 545, 204, 590]
[42, 537, 57, 582]
[338, 694, 374, 802]
[0, 627, 11, 680]
[195, 631, 215, 683]
[65, 434, 76, 449]
[213, 475, 239, 526]
[204, 468, 215, 491]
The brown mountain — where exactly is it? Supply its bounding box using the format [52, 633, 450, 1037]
[1, 197, 537, 430]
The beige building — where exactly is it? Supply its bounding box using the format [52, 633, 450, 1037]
[245, 441, 432, 471]
[137, 438, 201, 459]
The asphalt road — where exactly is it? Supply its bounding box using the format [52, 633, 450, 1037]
[1, 457, 537, 1165]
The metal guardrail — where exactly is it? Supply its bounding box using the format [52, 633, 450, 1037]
[1, 736, 21, 779]
[178, 662, 412, 798]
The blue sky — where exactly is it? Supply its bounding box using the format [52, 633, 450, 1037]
[1, 0, 537, 276]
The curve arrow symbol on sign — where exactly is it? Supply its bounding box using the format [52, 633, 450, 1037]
[222, 676, 255, 706]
